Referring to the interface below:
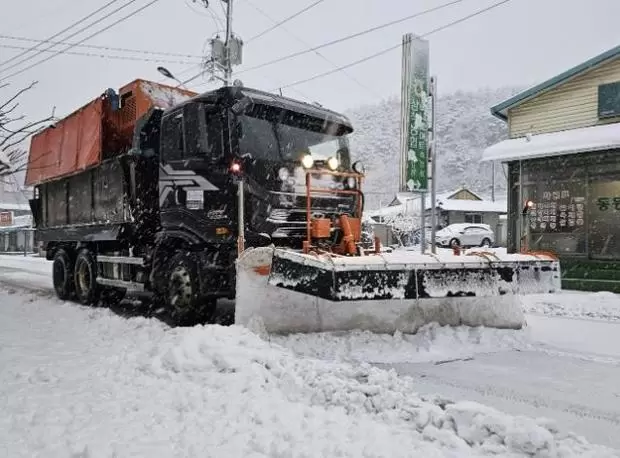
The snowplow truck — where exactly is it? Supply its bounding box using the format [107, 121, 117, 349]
[25, 79, 561, 332]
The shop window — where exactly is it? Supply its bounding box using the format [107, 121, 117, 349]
[465, 213, 482, 224]
[588, 171, 620, 259]
[522, 159, 587, 255]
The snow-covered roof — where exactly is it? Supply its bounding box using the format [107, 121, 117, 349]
[367, 193, 507, 218]
[436, 199, 507, 213]
[481, 122, 620, 163]
[0, 202, 29, 211]
[0, 214, 32, 232]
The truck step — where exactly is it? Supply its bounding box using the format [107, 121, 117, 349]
[96, 277, 145, 291]
[96, 255, 145, 266]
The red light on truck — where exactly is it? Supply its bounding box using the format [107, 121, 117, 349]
[230, 162, 241, 174]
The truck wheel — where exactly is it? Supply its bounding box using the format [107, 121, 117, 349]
[74, 248, 99, 305]
[52, 248, 75, 300]
[165, 252, 203, 325]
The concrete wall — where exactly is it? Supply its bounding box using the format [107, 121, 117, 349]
[509, 58, 620, 138]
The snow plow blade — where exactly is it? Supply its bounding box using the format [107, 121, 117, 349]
[235, 246, 561, 335]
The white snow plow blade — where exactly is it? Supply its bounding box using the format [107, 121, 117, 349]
[234, 246, 561, 335]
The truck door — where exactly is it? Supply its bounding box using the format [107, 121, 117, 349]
[159, 102, 233, 240]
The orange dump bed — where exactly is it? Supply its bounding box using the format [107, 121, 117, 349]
[25, 79, 197, 186]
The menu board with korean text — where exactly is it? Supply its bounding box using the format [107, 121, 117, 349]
[529, 188, 585, 233]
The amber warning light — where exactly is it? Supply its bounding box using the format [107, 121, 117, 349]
[522, 200, 534, 215]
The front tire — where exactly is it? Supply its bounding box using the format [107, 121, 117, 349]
[74, 248, 100, 305]
[52, 248, 74, 300]
[481, 238, 492, 248]
[165, 252, 215, 326]
[449, 238, 460, 247]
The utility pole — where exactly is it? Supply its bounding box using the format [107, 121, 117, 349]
[223, 0, 233, 86]
[206, 0, 243, 86]
[429, 76, 437, 254]
[491, 160, 496, 202]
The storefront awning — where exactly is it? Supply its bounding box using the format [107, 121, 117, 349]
[481, 122, 620, 162]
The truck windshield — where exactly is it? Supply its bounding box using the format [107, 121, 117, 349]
[237, 107, 351, 167]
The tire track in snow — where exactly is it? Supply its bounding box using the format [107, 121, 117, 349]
[411, 369, 620, 426]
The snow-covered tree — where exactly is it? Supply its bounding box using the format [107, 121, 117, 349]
[346, 86, 524, 210]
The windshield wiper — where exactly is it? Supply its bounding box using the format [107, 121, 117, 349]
[270, 121, 286, 161]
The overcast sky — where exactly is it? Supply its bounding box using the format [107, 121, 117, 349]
[1, 0, 619, 122]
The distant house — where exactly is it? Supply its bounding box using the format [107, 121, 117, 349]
[367, 187, 508, 246]
[369, 187, 507, 224]
[0, 185, 35, 253]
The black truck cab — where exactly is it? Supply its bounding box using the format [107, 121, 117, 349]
[152, 85, 362, 250]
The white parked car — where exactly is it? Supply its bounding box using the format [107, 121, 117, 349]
[434, 223, 495, 248]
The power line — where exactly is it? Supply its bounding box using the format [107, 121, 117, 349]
[245, 0, 326, 44]
[274, 0, 512, 91]
[0, 34, 203, 59]
[180, 0, 464, 87]
[0, 0, 162, 84]
[0, 44, 202, 66]
[0, 0, 123, 70]
[242, 0, 380, 97]
[237, 0, 465, 76]
[0, 0, 142, 76]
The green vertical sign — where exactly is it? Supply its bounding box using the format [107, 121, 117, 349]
[405, 37, 430, 192]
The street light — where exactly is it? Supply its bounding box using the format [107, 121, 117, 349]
[157, 66, 189, 89]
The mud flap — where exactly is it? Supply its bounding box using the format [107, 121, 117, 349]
[234, 246, 561, 335]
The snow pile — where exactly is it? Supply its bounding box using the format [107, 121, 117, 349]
[272, 323, 531, 364]
[523, 291, 620, 322]
[145, 325, 615, 457]
[2, 290, 618, 457]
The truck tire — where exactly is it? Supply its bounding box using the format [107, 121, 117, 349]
[165, 252, 214, 326]
[74, 248, 100, 305]
[52, 248, 75, 301]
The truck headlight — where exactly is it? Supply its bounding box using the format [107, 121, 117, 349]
[301, 154, 314, 168]
[327, 156, 339, 170]
[346, 177, 356, 188]
[278, 167, 289, 181]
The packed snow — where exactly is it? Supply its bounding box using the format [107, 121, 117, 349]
[522, 290, 620, 322]
[140, 80, 194, 109]
[272, 323, 530, 364]
[1, 288, 617, 458]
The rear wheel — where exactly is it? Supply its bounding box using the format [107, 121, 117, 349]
[481, 238, 492, 248]
[52, 248, 74, 300]
[74, 248, 100, 305]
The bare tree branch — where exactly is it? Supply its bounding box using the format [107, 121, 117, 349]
[0, 81, 37, 113]
[1, 80, 54, 179]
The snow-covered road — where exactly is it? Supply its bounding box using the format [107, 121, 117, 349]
[1, 254, 620, 456]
